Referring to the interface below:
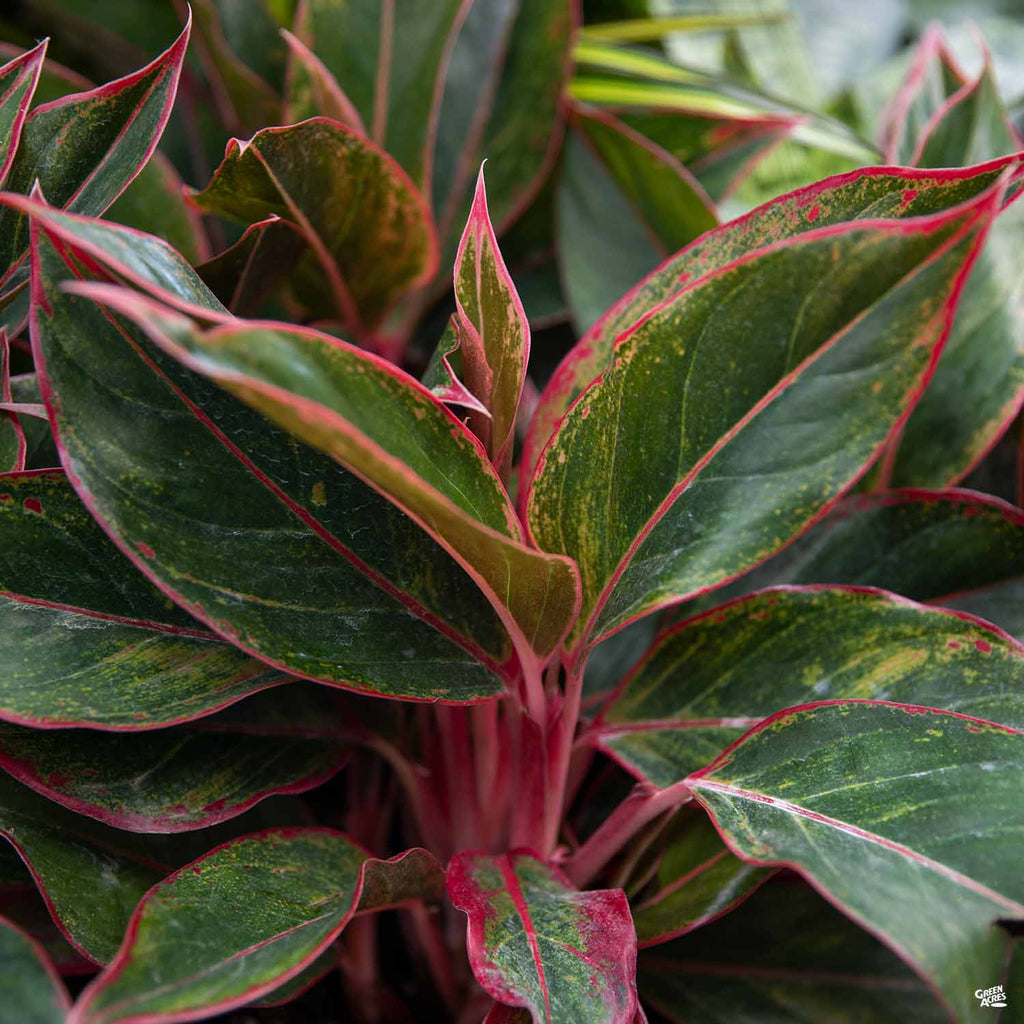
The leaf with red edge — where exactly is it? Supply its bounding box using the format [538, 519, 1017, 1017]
[638, 879, 947, 1023]
[0, 40, 47, 187]
[70, 833, 441, 1024]
[0, 914, 70, 1023]
[687, 701, 1024, 1023]
[190, 118, 437, 334]
[295, 0, 467, 192]
[629, 812, 770, 948]
[195, 216, 307, 317]
[454, 167, 530, 475]
[0, 330, 24, 472]
[0, 17, 190, 293]
[280, 28, 366, 133]
[669, 487, 1024, 640]
[0, 470, 295, 729]
[73, 284, 579, 665]
[0, 883, 94, 976]
[0, 685, 354, 833]
[422, 315, 490, 418]
[526, 167, 1005, 658]
[27, 213, 509, 703]
[880, 57, 1024, 489]
[521, 156, 1024, 492]
[595, 586, 1024, 787]
[448, 850, 638, 1024]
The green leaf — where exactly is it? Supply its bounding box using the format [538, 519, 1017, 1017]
[454, 167, 531, 475]
[525, 170, 1004, 657]
[295, 0, 465, 190]
[521, 157, 1020, 491]
[448, 850, 639, 1023]
[190, 118, 437, 332]
[280, 27, 366, 133]
[557, 109, 718, 332]
[596, 586, 1024, 787]
[882, 64, 1024, 488]
[580, 12, 786, 43]
[0, 914, 70, 1024]
[195, 215, 307, 317]
[0, 40, 47, 188]
[422, 315, 490, 417]
[0, 18, 190, 293]
[27, 214, 509, 702]
[670, 488, 1024, 640]
[0, 685, 353, 832]
[630, 812, 769, 947]
[71, 833, 442, 1024]
[638, 879, 947, 1023]
[688, 701, 1024, 1023]
[0, 331, 24, 472]
[0, 470, 293, 729]
[7, 373, 56, 470]
[104, 152, 208, 267]
[78, 285, 579, 664]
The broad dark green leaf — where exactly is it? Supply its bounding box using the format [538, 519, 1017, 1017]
[71, 833, 442, 1024]
[454, 168, 531, 475]
[638, 879, 947, 1023]
[596, 586, 1024, 786]
[689, 701, 1024, 1023]
[671, 488, 1024, 640]
[195, 215, 307, 317]
[191, 118, 437, 333]
[0, 19, 189, 293]
[0, 41, 46, 187]
[0, 470, 293, 729]
[0, 685, 353, 832]
[521, 157, 1023, 491]
[557, 110, 717, 333]
[630, 813, 769, 947]
[105, 152, 208, 267]
[0, 915, 70, 1024]
[526, 171, 1003, 657]
[79, 285, 579, 663]
[27, 216, 509, 702]
[448, 850, 639, 1023]
[882, 63, 1024, 488]
[295, 0, 465, 190]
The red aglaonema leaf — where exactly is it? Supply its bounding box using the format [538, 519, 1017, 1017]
[70, 832, 442, 1024]
[454, 166, 530, 476]
[447, 850, 638, 1023]
[281, 27, 367, 134]
[0, 329, 25, 472]
[0, 40, 47, 188]
[0, 913, 70, 1023]
[422, 315, 491, 417]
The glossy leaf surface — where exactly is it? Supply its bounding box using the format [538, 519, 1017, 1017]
[521, 158, 1023, 490]
[0, 20, 190, 287]
[72, 833, 441, 1024]
[448, 850, 638, 1023]
[527, 174, 1002, 655]
[0, 41, 46, 187]
[638, 880, 946, 1023]
[0, 686, 352, 832]
[0, 470, 291, 729]
[690, 701, 1024, 1023]
[630, 813, 769, 947]
[454, 168, 530, 473]
[29, 222, 508, 701]
[191, 119, 437, 329]
[81, 286, 578, 662]
[597, 586, 1024, 786]
[0, 915, 69, 1024]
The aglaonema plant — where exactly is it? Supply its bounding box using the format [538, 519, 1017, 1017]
[0, 5, 1022, 1023]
